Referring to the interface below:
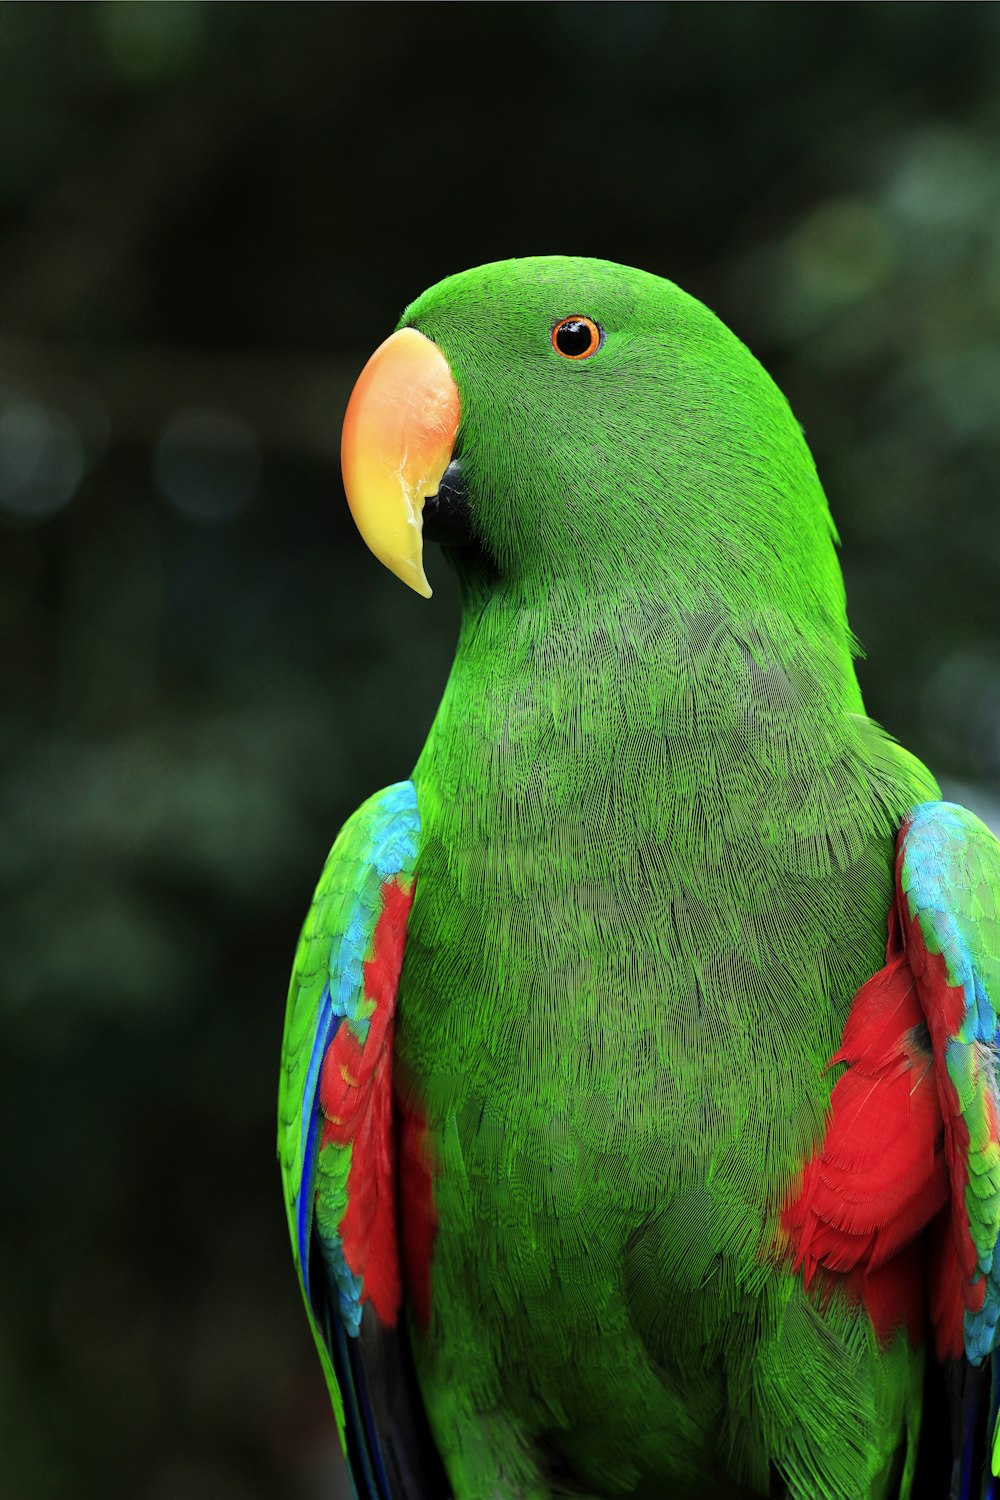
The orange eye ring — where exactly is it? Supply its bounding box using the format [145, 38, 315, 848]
[551, 315, 603, 361]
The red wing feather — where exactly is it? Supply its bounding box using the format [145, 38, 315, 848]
[781, 895, 949, 1345]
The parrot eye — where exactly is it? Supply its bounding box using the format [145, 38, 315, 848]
[551, 315, 603, 360]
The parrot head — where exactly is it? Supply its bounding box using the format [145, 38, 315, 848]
[341, 256, 846, 638]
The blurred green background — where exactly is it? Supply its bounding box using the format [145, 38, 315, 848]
[2, 5, 998, 1498]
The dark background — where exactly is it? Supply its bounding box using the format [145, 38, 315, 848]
[3, 5, 999, 1498]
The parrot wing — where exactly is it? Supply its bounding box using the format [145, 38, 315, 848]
[898, 801, 1000, 1496]
[277, 780, 448, 1500]
[785, 799, 1000, 1496]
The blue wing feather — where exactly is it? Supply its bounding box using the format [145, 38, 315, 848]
[278, 781, 447, 1500]
[898, 801, 1000, 1495]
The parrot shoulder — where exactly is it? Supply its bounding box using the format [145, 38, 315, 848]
[277, 780, 445, 1498]
[784, 800, 1000, 1352]
[784, 799, 1000, 1487]
[895, 800, 1000, 1367]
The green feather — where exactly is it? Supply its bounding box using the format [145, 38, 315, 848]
[296, 258, 947, 1496]
[394, 259, 937, 1497]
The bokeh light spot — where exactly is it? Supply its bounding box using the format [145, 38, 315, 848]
[102, 0, 206, 84]
[885, 126, 995, 231]
[154, 408, 261, 525]
[792, 196, 895, 308]
[0, 394, 85, 520]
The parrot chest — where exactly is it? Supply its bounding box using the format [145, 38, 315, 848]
[394, 848, 874, 1360]
[396, 622, 900, 1390]
[386, 614, 928, 1487]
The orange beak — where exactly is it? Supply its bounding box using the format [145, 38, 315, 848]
[340, 327, 461, 598]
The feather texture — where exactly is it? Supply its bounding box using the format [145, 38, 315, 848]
[281, 257, 1000, 1498]
[898, 802, 1000, 1370]
[278, 782, 448, 1498]
[784, 801, 1000, 1493]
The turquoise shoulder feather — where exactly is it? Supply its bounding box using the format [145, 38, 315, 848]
[899, 802, 1000, 1489]
[898, 801, 1000, 1365]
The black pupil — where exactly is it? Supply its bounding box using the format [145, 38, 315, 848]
[555, 319, 594, 356]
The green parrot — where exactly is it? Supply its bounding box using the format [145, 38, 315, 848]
[277, 257, 1000, 1500]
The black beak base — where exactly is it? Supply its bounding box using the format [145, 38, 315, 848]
[422, 460, 471, 548]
